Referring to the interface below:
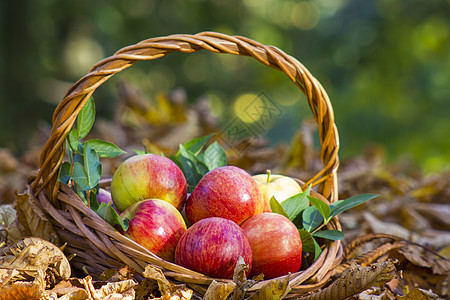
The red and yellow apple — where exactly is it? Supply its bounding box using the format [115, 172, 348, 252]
[252, 171, 302, 212]
[185, 166, 264, 225]
[111, 154, 187, 212]
[241, 212, 302, 279]
[121, 199, 187, 262]
[175, 217, 253, 278]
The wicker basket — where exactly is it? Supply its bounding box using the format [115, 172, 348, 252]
[29, 32, 342, 297]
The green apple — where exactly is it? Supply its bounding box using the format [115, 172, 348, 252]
[252, 170, 302, 212]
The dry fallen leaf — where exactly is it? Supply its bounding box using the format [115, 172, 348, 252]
[397, 287, 439, 299]
[143, 265, 174, 295]
[0, 237, 70, 286]
[363, 212, 417, 241]
[246, 274, 291, 300]
[100, 265, 135, 282]
[231, 256, 251, 300]
[203, 280, 236, 300]
[0, 269, 20, 289]
[0, 204, 26, 245]
[156, 288, 193, 300]
[142, 265, 193, 300]
[53, 288, 88, 300]
[14, 191, 58, 244]
[301, 260, 397, 300]
[0, 269, 46, 300]
[96, 279, 137, 299]
[82, 275, 137, 300]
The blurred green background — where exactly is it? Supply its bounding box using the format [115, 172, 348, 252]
[1, 0, 449, 173]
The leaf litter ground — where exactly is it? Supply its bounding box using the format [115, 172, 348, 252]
[0, 82, 448, 299]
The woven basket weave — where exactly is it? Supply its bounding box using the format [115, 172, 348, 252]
[29, 32, 342, 297]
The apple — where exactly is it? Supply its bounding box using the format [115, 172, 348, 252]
[121, 199, 187, 262]
[175, 217, 252, 279]
[252, 170, 302, 212]
[97, 188, 119, 213]
[111, 153, 187, 212]
[185, 166, 264, 225]
[241, 212, 302, 279]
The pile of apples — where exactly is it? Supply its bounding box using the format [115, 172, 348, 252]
[105, 153, 303, 279]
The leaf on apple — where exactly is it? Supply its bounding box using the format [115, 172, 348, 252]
[329, 194, 379, 220]
[280, 187, 311, 222]
[302, 206, 324, 233]
[312, 230, 345, 241]
[133, 149, 147, 155]
[177, 145, 209, 192]
[201, 141, 227, 171]
[307, 195, 331, 224]
[179, 133, 214, 156]
[68, 129, 82, 154]
[269, 196, 289, 219]
[84, 139, 127, 158]
[95, 202, 129, 231]
[71, 162, 91, 191]
[58, 162, 71, 184]
[170, 134, 227, 192]
[298, 229, 322, 260]
[83, 146, 102, 189]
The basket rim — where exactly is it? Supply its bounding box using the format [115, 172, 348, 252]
[30, 31, 339, 205]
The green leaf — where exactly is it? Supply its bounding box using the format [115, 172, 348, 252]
[133, 149, 147, 155]
[302, 206, 324, 232]
[179, 134, 214, 156]
[298, 229, 315, 253]
[95, 203, 129, 231]
[84, 139, 126, 158]
[71, 162, 90, 190]
[68, 129, 82, 153]
[168, 153, 181, 169]
[83, 146, 102, 189]
[67, 139, 74, 165]
[312, 237, 322, 260]
[307, 195, 331, 224]
[330, 194, 379, 219]
[73, 182, 88, 205]
[77, 96, 95, 139]
[73, 153, 83, 166]
[269, 196, 289, 219]
[178, 145, 209, 192]
[58, 162, 72, 184]
[312, 230, 345, 240]
[280, 191, 310, 222]
[202, 141, 227, 171]
[298, 229, 322, 260]
[89, 188, 100, 211]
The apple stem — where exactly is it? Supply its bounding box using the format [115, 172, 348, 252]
[266, 169, 271, 183]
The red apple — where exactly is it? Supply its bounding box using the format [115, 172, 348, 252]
[185, 166, 264, 225]
[111, 154, 187, 212]
[97, 188, 119, 213]
[121, 199, 187, 262]
[241, 212, 302, 279]
[175, 217, 252, 279]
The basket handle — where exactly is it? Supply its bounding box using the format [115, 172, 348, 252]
[31, 32, 339, 205]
